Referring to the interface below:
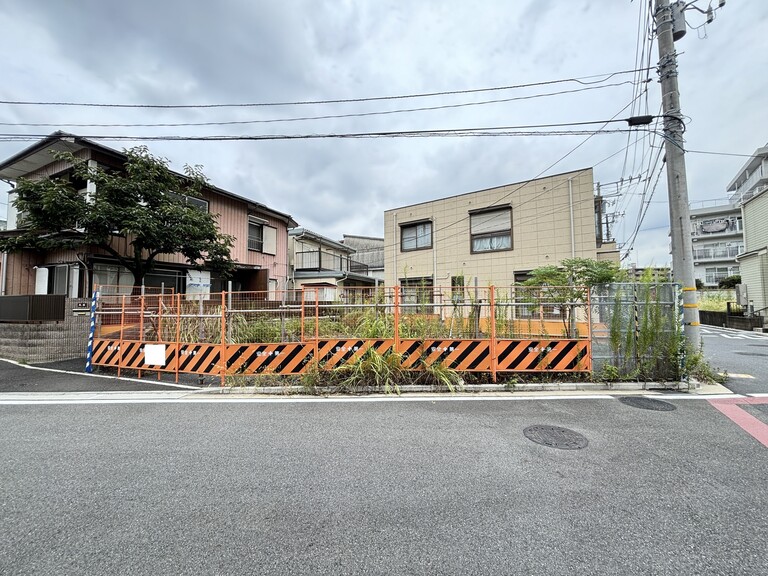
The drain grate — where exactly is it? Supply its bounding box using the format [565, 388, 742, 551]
[618, 396, 677, 411]
[523, 425, 588, 450]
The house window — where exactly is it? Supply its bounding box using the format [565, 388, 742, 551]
[248, 221, 264, 252]
[167, 192, 209, 212]
[401, 221, 432, 252]
[451, 275, 465, 303]
[400, 277, 434, 305]
[470, 207, 512, 253]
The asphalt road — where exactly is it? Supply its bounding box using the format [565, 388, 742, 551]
[699, 325, 768, 395]
[0, 358, 201, 393]
[1, 396, 766, 575]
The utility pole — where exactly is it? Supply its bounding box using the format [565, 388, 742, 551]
[654, 0, 701, 347]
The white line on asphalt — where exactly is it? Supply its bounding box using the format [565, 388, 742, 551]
[654, 393, 744, 400]
[748, 393, 768, 398]
[0, 392, 744, 405]
[0, 358, 201, 390]
[728, 374, 756, 379]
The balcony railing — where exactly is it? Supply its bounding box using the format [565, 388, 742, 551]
[691, 219, 742, 237]
[692, 246, 744, 261]
[729, 161, 768, 203]
[295, 250, 369, 275]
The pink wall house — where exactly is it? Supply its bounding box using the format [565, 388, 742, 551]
[0, 132, 296, 297]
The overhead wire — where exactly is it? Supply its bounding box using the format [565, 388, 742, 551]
[0, 83, 636, 129]
[404, 91, 651, 257]
[0, 68, 654, 109]
[0, 126, 650, 143]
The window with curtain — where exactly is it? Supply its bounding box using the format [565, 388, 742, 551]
[470, 207, 512, 253]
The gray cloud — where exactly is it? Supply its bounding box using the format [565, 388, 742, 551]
[1, 0, 766, 265]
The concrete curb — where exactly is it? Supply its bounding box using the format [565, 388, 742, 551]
[198, 380, 695, 396]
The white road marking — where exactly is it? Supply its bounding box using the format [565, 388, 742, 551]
[0, 358, 201, 390]
[727, 374, 755, 379]
[0, 392, 742, 406]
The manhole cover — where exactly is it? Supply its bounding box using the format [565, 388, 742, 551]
[523, 425, 588, 450]
[618, 396, 677, 411]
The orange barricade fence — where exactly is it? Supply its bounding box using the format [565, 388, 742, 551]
[90, 286, 591, 383]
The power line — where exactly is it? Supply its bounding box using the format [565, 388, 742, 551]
[0, 83, 635, 129]
[0, 125, 649, 143]
[0, 67, 653, 109]
[680, 148, 762, 159]
[390, 93, 650, 255]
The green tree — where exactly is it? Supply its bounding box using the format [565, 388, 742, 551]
[0, 147, 235, 287]
[524, 257, 624, 288]
[717, 275, 741, 289]
[522, 258, 624, 337]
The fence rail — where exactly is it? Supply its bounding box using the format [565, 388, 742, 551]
[90, 286, 592, 383]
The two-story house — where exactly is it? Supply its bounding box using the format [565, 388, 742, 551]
[0, 132, 296, 298]
[383, 168, 619, 297]
[288, 228, 374, 300]
[736, 188, 768, 318]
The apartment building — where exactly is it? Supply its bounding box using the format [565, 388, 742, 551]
[727, 142, 768, 205]
[383, 168, 618, 291]
[689, 201, 744, 287]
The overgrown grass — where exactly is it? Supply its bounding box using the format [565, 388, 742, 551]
[297, 350, 464, 395]
[698, 289, 734, 312]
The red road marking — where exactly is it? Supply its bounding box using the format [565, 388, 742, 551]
[709, 398, 768, 448]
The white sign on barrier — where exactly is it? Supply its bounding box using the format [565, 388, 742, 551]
[144, 344, 166, 366]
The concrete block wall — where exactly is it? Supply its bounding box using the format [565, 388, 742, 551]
[0, 299, 90, 364]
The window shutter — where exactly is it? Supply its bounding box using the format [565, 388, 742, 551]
[35, 267, 49, 295]
[263, 225, 277, 255]
[470, 209, 510, 234]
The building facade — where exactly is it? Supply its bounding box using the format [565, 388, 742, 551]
[0, 133, 296, 298]
[736, 189, 768, 317]
[340, 235, 385, 282]
[288, 228, 374, 299]
[689, 202, 744, 287]
[727, 142, 768, 205]
[383, 168, 618, 291]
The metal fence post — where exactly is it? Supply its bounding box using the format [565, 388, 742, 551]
[490, 285, 497, 383]
[85, 289, 99, 373]
[174, 293, 181, 383]
[118, 295, 126, 378]
[220, 291, 227, 387]
[394, 286, 401, 355]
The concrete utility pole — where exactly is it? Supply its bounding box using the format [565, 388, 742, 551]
[654, 0, 701, 347]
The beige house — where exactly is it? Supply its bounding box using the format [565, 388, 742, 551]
[383, 168, 618, 291]
[736, 189, 768, 317]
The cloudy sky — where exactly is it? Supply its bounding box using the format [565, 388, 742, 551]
[1, 0, 765, 267]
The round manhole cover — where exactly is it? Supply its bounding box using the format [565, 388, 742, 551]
[618, 396, 677, 411]
[523, 425, 588, 450]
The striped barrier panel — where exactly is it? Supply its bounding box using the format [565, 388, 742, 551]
[91, 339, 122, 367]
[92, 340, 182, 373]
[91, 337, 591, 376]
[399, 339, 491, 371]
[225, 343, 314, 375]
[495, 340, 590, 372]
[316, 339, 394, 369]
